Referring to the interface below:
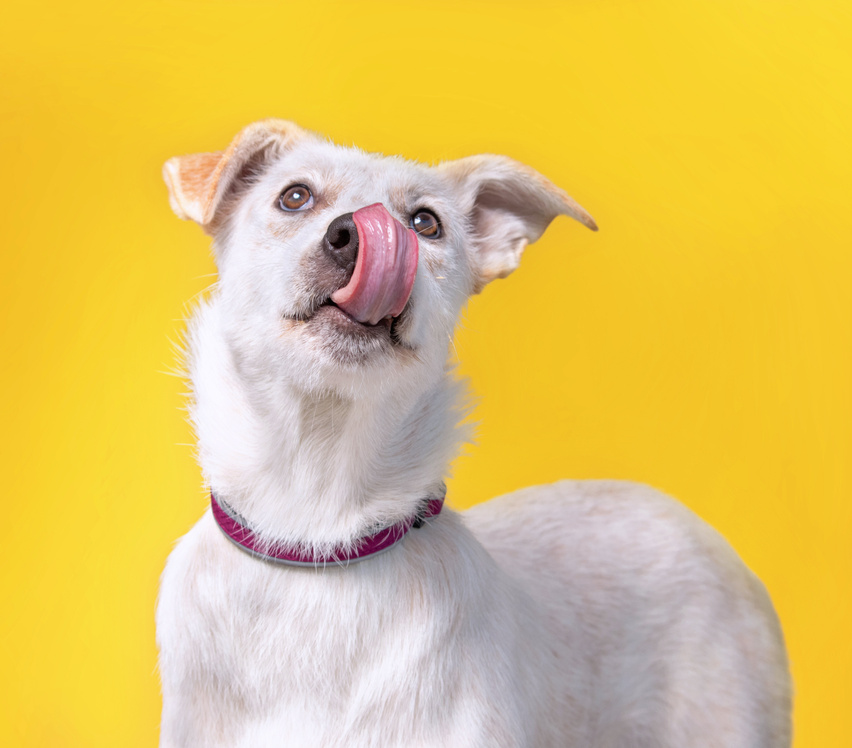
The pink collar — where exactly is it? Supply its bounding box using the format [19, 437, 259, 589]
[211, 492, 445, 567]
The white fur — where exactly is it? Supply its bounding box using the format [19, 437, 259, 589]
[157, 123, 791, 747]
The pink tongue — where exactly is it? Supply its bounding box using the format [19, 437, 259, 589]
[330, 203, 419, 326]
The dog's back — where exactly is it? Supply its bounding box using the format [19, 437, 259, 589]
[465, 480, 791, 747]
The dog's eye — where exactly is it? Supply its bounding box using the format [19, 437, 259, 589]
[278, 184, 314, 212]
[410, 209, 441, 239]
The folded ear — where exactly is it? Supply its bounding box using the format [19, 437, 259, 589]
[163, 119, 305, 233]
[439, 155, 597, 292]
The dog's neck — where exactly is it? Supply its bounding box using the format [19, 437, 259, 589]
[187, 300, 466, 554]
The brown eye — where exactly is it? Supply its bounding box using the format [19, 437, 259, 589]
[278, 184, 313, 211]
[410, 209, 441, 239]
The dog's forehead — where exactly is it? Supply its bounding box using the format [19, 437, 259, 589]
[265, 139, 454, 208]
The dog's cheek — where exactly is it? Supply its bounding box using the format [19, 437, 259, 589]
[434, 239, 476, 315]
[225, 241, 312, 323]
[434, 230, 477, 301]
[403, 277, 455, 355]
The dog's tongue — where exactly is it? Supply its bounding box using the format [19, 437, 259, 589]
[331, 203, 418, 326]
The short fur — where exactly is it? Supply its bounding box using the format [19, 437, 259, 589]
[157, 120, 791, 747]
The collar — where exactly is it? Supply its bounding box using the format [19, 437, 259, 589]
[210, 491, 445, 567]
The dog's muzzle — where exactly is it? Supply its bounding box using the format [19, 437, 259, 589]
[327, 203, 419, 326]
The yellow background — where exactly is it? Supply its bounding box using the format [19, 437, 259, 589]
[1, 1, 849, 745]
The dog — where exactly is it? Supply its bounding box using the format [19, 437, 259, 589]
[157, 119, 792, 747]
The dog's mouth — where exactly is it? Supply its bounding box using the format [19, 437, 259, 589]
[286, 203, 417, 351]
[291, 296, 409, 347]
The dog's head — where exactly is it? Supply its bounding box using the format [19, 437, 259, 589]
[164, 119, 596, 398]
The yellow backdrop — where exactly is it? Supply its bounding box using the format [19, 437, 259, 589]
[1, 1, 849, 745]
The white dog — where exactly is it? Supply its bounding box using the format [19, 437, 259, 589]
[157, 120, 791, 747]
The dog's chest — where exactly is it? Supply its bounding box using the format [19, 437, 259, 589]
[157, 512, 561, 746]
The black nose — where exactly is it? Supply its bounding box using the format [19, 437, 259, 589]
[323, 213, 358, 272]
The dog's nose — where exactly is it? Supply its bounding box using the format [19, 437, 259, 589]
[323, 213, 359, 273]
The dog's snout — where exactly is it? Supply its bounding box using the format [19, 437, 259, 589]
[323, 213, 358, 272]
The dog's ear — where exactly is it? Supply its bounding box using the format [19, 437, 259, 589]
[439, 155, 597, 292]
[163, 119, 305, 233]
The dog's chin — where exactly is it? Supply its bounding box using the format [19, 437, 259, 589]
[286, 302, 411, 367]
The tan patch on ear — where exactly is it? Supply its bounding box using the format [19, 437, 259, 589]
[178, 152, 223, 205]
[163, 151, 223, 224]
[163, 118, 310, 231]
